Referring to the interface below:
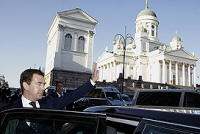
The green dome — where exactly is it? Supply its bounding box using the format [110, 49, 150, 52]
[172, 35, 181, 42]
[137, 9, 157, 18]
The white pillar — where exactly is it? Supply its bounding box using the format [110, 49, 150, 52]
[99, 66, 101, 81]
[115, 62, 117, 80]
[182, 63, 185, 86]
[175, 62, 178, 85]
[169, 60, 172, 84]
[188, 65, 191, 86]
[162, 60, 165, 83]
[194, 65, 196, 87]
[103, 65, 106, 80]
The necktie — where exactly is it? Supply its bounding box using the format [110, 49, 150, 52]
[29, 102, 40, 133]
[29, 101, 37, 108]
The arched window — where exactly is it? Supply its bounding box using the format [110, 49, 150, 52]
[77, 36, 85, 52]
[64, 33, 72, 50]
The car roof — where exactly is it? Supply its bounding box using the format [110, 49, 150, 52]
[0, 108, 105, 117]
[85, 106, 200, 128]
[96, 87, 120, 93]
[136, 89, 200, 93]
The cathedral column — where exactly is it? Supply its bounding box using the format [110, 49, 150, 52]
[162, 59, 165, 83]
[193, 65, 196, 87]
[103, 65, 106, 81]
[182, 63, 185, 86]
[113, 61, 116, 81]
[175, 62, 178, 85]
[169, 60, 172, 84]
[100, 66, 103, 81]
[188, 64, 191, 86]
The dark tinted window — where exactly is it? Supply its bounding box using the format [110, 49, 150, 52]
[89, 99, 111, 105]
[136, 92, 181, 106]
[122, 96, 131, 101]
[143, 124, 187, 134]
[184, 92, 200, 108]
[85, 89, 105, 98]
[106, 92, 121, 100]
[3, 113, 97, 134]
[107, 120, 136, 134]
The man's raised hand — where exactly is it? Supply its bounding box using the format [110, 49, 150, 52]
[91, 62, 99, 83]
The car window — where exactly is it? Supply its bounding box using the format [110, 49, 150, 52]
[4, 119, 96, 134]
[106, 118, 137, 134]
[122, 96, 131, 101]
[89, 99, 112, 105]
[1, 110, 100, 134]
[86, 89, 105, 98]
[106, 92, 121, 100]
[136, 92, 181, 106]
[184, 92, 200, 108]
[142, 124, 189, 134]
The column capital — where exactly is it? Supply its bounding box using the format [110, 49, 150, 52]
[89, 30, 95, 38]
[58, 24, 64, 31]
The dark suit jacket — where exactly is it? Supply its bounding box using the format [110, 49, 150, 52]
[1, 81, 95, 110]
[49, 91, 65, 98]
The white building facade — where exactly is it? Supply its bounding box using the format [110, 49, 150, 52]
[45, 8, 98, 87]
[97, 4, 198, 87]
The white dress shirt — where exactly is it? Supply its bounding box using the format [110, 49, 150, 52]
[21, 95, 40, 108]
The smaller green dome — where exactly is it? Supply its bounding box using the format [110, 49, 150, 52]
[172, 35, 181, 42]
[137, 9, 157, 18]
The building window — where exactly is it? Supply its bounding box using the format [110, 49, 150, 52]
[151, 25, 155, 36]
[64, 33, 72, 50]
[151, 30, 155, 36]
[77, 36, 85, 52]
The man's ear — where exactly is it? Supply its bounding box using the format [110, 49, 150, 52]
[23, 82, 29, 90]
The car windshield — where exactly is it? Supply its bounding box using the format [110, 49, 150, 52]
[89, 99, 112, 105]
[122, 96, 131, 101]
[106, 92, 121, 100]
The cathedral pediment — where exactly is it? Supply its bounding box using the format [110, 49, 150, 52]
[166, 49, 198, 61]
[97, 51, 114, 61]
[57, 8, 98, 24]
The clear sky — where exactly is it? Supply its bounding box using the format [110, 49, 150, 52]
[0, 0, 199, 87]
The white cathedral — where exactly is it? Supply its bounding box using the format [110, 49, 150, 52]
[97, 2, 198, 87]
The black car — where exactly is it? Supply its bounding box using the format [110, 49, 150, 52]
[1, 106, 200, 134]
[132, 89, 200, 108]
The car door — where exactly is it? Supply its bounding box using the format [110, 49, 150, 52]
[134, 118, 200, 134]
[0, 108, 107, 134]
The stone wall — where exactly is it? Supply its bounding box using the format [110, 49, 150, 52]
[49, 69, 92, 88]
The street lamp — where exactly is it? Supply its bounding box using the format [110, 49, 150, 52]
[113, 28, 135, 94]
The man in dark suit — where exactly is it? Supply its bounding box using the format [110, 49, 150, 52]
[49, 81, 65, 98]
[1, 63, 98, 110]
[1, 63, 99, 133]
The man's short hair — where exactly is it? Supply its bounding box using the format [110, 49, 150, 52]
[56, 81, 63, 86]
[20, 69, 44, 91]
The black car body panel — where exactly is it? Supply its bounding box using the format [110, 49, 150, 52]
[1, 106, 200, 134]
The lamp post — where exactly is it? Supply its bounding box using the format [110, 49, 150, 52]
[113, 27, 135, 94]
